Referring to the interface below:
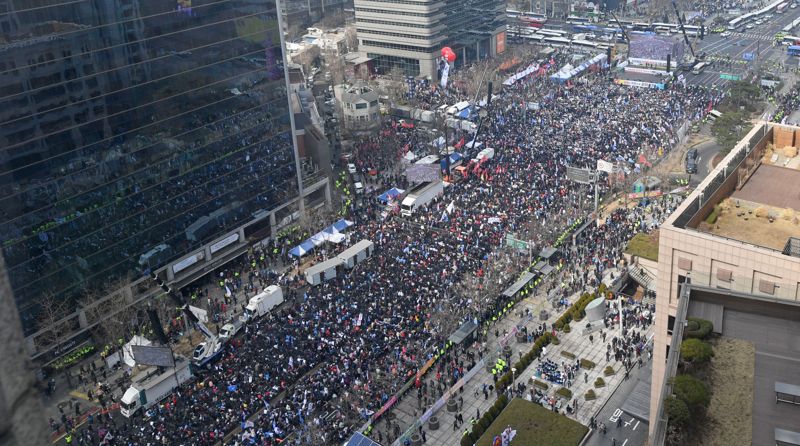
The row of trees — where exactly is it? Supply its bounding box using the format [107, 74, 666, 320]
[665, 317, 715, 445]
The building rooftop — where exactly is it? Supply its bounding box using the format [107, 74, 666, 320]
[667, 122, 800, 254]
[652, 285, 800, 445]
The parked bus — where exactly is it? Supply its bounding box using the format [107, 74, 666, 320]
[566, 15, 591, 25]
[536, 29, 568, 37]
[654, 25, 672, 35]
[777, 2, 789, 13]
[571, 39, 600, 50]
[782, 35, 800, 45]
[691, 61, 709, 74]
[543, 36, 572, 46]
[522, 12, 547, 21]
[522, 33, 546, 44]
[788, 45, 800, 56]
[631, 22, 653, 31]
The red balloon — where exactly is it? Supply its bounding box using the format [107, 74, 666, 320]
[441, 46, 453, 57]
[445, 51, 456, 62]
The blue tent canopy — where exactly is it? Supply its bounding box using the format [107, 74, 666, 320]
[332, 218, 354, 232]
[377, 187, 404, 203]
[289, 239, 316, 257]
[345, 433, 383, 446]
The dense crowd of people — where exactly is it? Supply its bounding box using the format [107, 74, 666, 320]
[68, 49, 715, 445]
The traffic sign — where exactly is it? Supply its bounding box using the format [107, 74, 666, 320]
[720, 73, 741, 80]
[505, 233, 529, 250]
[566, 166, 593, 184]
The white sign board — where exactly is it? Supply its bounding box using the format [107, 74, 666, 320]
[210, 233, 239, 254]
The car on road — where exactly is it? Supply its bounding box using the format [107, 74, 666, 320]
[347, 163, 357, 174]
[746, 23, 755, 29]
[685, 148, 698, 174]
[791, 3, 797, 8]
[354, 181, 364, 195]
[721, 31, 732, 37]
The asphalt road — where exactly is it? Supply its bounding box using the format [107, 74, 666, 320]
[583, 361, 652, 446]
[687, 10, 800, 88]
[688, 139, 723, 184]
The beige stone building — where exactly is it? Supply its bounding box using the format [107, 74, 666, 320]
[649, 122, 800, 440]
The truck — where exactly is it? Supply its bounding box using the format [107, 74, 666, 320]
[400, 180, 444, 217]
[120, 356, 192, 418]
[241, 285, 284, 322]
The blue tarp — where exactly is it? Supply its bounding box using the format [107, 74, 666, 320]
[332, 218, 354, 232]
[377, 187, 404, 203]
[290, 219, 354, 257]
[346, 433, 383, 446]
[440, 152, 463, 170]
[289, 240, 316, 257]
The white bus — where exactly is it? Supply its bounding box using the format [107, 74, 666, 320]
[543, 36, 572, 46]
[571, 39, 600, 50]
[566, 15, 591, 25]
[691, 61, 709, 75]
[536, 29, 568, 37]
[522, 33, 546, 44]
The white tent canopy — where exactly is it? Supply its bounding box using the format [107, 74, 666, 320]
[123, 335, 152, 367]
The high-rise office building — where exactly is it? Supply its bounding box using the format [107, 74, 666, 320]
[0, 0, 328, 363]
[354, 0, 506, 79]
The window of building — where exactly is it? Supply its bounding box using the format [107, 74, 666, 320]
[667, 315, 675, 335]
[758, 280, 776, 295]
[369, 100, 378, 107]
[355, 103, 367, 109]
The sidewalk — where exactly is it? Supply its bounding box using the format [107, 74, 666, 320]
[42, 253, 296, 443]
[376, 267, 655, 446]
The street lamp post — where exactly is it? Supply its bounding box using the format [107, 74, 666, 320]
[511, 367, 517, 393]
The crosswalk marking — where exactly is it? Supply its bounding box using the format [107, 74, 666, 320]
[704, 55, 748, 65]
[729, 31, 774, 41]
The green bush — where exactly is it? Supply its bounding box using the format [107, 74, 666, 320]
[533, 380, 549, 390]
[604, 366, 615, 376]
[665, 396, 690, 426]
[705, 205, 720, 224]
[563, 323, 571, 333]
[680, 338, 714, 364]
[672, 374, 710, 408]
[561, 351, 576, 359]
[585, 389, 597, 401]
[684, 317, 713, 339]
[473, 423, 484, 439]
[461, 435, 472, 446]
[556, 387, 573, 399]
[594, 377, 606, 388]
[551, 336, 560, 345]
[580, 359, 596, 369]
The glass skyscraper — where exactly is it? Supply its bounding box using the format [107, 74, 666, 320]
[0, 0, 302, 351]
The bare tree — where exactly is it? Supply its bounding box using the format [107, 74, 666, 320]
[343, 26, 358, 54]
[35, 291, 73, 355]
[324, 48, 346, 86]
[79, 289, 141, 364]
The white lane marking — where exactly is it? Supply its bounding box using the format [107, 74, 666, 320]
[633, 420, 640, 431]
[622, 439, 629, 446]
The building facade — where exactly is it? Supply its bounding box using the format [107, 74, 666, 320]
[334, 83, 381, 131]
[649, 122, 800, 439]
[0, 0, 327, 363]
[354, 0, 507, 79]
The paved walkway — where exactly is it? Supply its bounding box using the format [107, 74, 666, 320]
[374, 267, 655, 446]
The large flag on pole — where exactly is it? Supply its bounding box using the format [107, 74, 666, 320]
[440, 59, 450, 88]
[597, 159, 614, 173]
